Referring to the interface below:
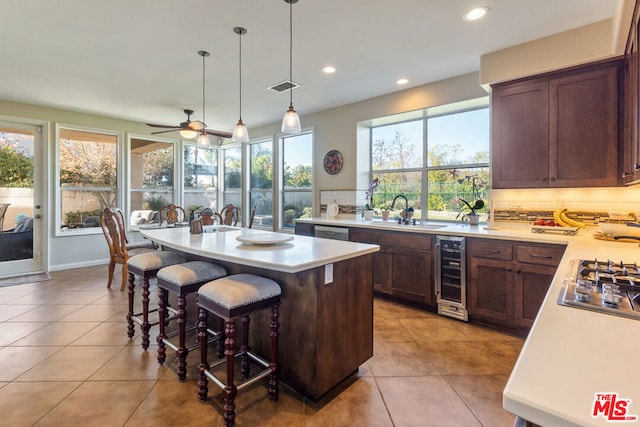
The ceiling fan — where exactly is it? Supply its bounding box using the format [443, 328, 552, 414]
[145, 109, 232, 139]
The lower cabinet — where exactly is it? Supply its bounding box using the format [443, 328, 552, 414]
[467, 238, 565, 332]
[350, 228, 434, 306]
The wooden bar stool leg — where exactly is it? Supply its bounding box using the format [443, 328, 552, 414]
[177, 294, 188, 381]
[240, 316, 250, 379]
[157, 288, 168, 364]
[216, 317, 225, 359]
[224, 320, 238, 427]
[141, 276, 152, 350]
[197, 307, 209, 401]
[127, 272, 135, 339]
[269, 304, 280, 401]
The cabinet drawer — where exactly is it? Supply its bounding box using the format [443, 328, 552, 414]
[468, 239, 512, 260]
[350, 228, 433, 250]
[515, 244, 565, 266]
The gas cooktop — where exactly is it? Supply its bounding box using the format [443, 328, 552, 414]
[558, 259, 640, 321]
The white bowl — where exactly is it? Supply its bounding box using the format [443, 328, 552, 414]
[598, 222, 640, 236]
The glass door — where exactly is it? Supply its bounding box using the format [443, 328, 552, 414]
[0, 121, 43, 277]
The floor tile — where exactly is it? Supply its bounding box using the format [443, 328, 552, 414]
[35, 381, 155, 427]
[0, 304, 40, 321]
[368, 340, 440, 377]
[8, 304, 84, 322]
[90, 344, 172, 381]
[12, 321, 101, 346]
[16, 345, 122, 382]
[59, 303, 128, 322]
[0, 346, 62, 381]
[377, 376, 482, 426]
[71, 321, 132, 346]
[0, 322, 47, 345]
[0, 382, 80, 426]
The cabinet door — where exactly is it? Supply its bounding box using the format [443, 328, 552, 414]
[468, 257, 514, 324]
[549, 64, 620, 187]
[391, 246, 434, 305]
[491, 80, 549, 188]
[623, 13, 640, 182]
[294, 222, 314, 236]
[513, 263, 557, 328]
[372, 248, 392, 294]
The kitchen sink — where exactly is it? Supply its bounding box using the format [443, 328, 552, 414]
[369, 221, 447, 229]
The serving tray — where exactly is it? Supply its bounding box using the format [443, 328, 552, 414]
[236, 233, 294, 246]
[530, 224, 579, 236]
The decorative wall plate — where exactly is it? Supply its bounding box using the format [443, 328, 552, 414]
[323, 150, 343, 175]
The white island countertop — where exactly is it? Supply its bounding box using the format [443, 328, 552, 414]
[140, 226, 379, 274]
[296, 217, 640, 426]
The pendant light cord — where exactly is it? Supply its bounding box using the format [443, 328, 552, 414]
[239, 30, 243, 120]
[201, 52, 206, 124]
[289, 0, 293, 107]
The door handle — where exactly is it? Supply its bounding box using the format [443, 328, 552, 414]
[34, 214, 42, 219]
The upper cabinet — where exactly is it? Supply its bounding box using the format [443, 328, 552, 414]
[491, 58, 623, 189]
[623, 1, 640, 183]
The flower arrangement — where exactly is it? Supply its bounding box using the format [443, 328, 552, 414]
[364, 177, 379, 210]
[455, 174, 485, 218]
[456, 198, 485, 218]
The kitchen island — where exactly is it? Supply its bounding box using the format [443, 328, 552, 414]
[140, 226, 379, 401]
[296, 217, 640, 425]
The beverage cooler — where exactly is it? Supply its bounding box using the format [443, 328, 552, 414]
[435, 236, 468, 321]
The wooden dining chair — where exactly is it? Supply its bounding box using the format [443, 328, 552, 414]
[216, 204, 240, 226]
[249, 205, 256, 229]
[159, 204, 186, 224]
[100, 207, 155, 291]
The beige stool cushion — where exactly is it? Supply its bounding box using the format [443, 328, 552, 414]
[199, 274, 281, 310]
[157, 261, 226, 287]
[128, 251, 185, 272]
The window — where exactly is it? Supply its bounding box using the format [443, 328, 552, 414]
[130, 138, 174, 224]
[58, 127, 120, 232]
[222, 145, 242, 212]
[249, 139, 273, 228]
[371, 105, 489, 221]
[281, 132, 312, 229]
[184, 143, 218, 214]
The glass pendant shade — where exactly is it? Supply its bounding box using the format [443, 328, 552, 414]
[282, 104, 301, 133]
[179, 129, 198, 139]
[197, 131, 210, 147]
[232, 119, 249, 142]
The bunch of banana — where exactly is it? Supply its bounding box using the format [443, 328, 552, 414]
[553, 209, 586, 228]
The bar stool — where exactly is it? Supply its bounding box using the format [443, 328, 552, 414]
[156, 261, 227, 381]
[197, 274, 281, 427]
[127, 251, 186, 350]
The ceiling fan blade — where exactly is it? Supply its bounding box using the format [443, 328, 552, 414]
[146, 123, 180, 129]
[150, 129, 182, 135]
[205, 129, 232, 138]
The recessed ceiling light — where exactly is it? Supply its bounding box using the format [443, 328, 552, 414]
[322, 66, 336, 74]
[463, 6, 490, 21]
[396, 78, 409, 85]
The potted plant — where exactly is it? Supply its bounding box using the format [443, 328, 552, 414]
[456, 198, 484, 225]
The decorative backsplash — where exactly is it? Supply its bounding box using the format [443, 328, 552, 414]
[493, 209, 637, 225]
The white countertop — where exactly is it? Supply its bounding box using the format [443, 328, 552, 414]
[140, 226, 379, 274]
[297, 217, 640, 426]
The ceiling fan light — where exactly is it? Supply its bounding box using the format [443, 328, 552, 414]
[232, 118, 249, 142]
[197, 131, 210, 147]
[189, 120, 205, 131]
[179, 129, 198, 139]
[281, 104, 301, 133]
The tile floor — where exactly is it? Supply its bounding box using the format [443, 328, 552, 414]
[0, 265, 524, 426]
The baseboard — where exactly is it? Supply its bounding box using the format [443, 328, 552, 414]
[49, 257, 109, 272]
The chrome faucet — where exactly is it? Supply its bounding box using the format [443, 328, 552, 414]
[390, 195, 415, 225]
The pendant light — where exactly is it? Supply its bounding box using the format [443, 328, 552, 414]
[281, 0, 301, 134]
[196, 50, 211, 147]
[232, 27, 249, 143]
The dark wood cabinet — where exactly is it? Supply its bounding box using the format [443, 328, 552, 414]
[350, 228, 434, 306]
[492, 59, 623, 188]
[467, 238, 565, 333]
[294, 222, 315, 237]
[623, 1, 640, 183]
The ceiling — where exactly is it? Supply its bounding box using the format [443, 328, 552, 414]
[0, 0, 620, 136]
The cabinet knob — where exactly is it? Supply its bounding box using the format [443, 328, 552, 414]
[622, 171, 633, 178]
[635, 164, 640, 171]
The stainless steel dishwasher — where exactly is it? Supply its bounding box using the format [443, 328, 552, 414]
[314, 225, 349, 241]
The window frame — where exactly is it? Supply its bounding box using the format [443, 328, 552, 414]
[278, 129, 313, 232]
[369, 102, 489, 222]
[54, 123, 124, 237]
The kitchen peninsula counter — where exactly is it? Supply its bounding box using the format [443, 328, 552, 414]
[140, 226, 379, 401]
[296, 218, 640, 426]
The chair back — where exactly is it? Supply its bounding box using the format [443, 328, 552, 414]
[0, 203, 9, 231]
[100, 207, 129, 264]
[217, 204, 239, 226]
[159, 204, 186, 224]
[248, 206, 256, 229]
